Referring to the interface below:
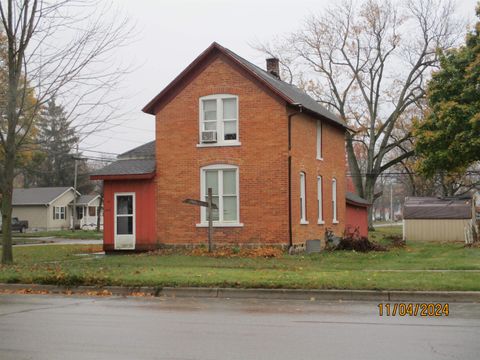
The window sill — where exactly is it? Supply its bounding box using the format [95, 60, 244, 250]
[196, 222, 244, 228]
[300, 220, 309, 225]
[332, 220, 339, 224]
[317, 220, 325, 225]
[197, 142, 241, 148]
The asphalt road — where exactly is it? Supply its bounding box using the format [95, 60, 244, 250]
[0, 294, 478, 360]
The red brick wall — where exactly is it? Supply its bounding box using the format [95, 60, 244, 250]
[155, 54, 290, 246]
[290, 112, 346, 244]
[153, 53, 346, 247]
[103, 179, 157, 251]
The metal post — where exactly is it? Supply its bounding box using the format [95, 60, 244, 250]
[207, 187, 213, 252]
[72, 144, 78, 231]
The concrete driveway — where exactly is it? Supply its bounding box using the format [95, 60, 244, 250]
[0, 294, 478, 360]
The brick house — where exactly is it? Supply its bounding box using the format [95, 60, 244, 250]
[92, 42, 348, 252]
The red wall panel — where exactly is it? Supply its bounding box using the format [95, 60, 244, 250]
[345, 203, 369, 238]
[103, 179, 156, 251]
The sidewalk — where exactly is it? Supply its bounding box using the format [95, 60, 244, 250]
[0, 283, 478, 302]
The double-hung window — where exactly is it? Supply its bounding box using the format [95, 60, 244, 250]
[332, 178, 338, 223]
[300, 172, 308, 224]
[316, 120, 322, 160]
[199, 164, 241, 226]
[199, 95, 239, 146]
[53, 206, 66, 220]
[317, 176, 324, 224]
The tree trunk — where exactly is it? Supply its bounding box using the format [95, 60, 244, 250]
[1, 151, 16, 264]
[364, 175, 377, 230]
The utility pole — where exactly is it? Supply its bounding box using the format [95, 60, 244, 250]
[390, 182, 394, 223]
[72, 144, 79, 231]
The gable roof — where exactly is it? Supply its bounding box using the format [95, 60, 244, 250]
[142, 42, 346, 129]
[91, 159, 155, 178]
[90, 141, 156, 180]
[118, 140, 155, 160]
[12, 187, 75, 206]
[75, 194, 100, 206]
[403, 197, 473, 220]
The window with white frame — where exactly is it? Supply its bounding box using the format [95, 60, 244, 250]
[300, 172, 307, 224]
[316, 120, 322, 159]
[332, 178, 338, 223]
[200, 95, 239, 145]
[53, 206, 66, 220]
[200, 165, 240, 225]
[317, 176, 324, 224]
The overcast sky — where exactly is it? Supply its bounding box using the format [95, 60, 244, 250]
[79, 0, 478, 158]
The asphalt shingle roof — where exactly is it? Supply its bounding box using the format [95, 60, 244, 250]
[222, 46, 345, 127]
[346, 192, 371, 206]
[91, 159, 155, 177]
[118, 140, 155, 160]
[75, 195, 99, 205]
[12, 187, 73, 206]
[403, 197, 473, 220]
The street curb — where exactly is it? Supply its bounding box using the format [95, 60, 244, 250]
[0, 283, 478, 302]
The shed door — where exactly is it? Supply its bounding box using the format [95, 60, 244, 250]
[114, 193, 135, 250]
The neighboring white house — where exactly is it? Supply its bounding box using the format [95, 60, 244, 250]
[70, 194, 103, 230]
[9, 187, 103, 231]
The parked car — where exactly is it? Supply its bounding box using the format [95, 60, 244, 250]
[0, 217, 28, 233]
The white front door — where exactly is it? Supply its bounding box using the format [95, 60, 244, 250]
[114, 193, 135, 250]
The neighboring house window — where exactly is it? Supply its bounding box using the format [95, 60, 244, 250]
[53, 206, 66, 220]
[199, 95, 239, 145]
[316, 120, 322, 160]
[76, 207, 84, 220]
[332, 178, 338, 223]
[200, 164, 240, 225]
[300, 172, 308, 224]
[317, 176, 324, 224]
[88, 206, 96, 217]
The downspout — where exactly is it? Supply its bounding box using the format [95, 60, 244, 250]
[287, 104, 302, 250]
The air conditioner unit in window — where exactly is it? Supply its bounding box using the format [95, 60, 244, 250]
[201, 131, 217, 143]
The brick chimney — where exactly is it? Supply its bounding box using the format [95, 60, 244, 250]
[266, 58, 280, 79]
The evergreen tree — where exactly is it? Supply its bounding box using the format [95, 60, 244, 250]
[35, 99, 79, 187]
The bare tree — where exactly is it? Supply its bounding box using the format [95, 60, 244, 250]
[255, 0, 462, 226]
[0, 0, 132, 263]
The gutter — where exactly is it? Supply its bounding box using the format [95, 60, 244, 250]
[287, 104, 303, 250]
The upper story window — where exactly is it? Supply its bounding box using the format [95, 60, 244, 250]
[199, 95, 240, 147]
[316, 120, 323, 160]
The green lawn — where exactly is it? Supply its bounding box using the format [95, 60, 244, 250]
[14, 229, 102, 240]
[1, 227, 478, 291]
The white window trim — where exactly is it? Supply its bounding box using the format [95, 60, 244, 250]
[197, 164, 243, 227]
[198, 94, 240, 147]
[332, 178, 338, 224]
[114, 192, 136, 250]
[54, 206, 66, 220]
[317, 176, 324, 224]
[300, 172, 308, 224]
[316, 120, 323, 160]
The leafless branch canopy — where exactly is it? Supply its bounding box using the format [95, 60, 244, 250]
[254, 0, 463, 204]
